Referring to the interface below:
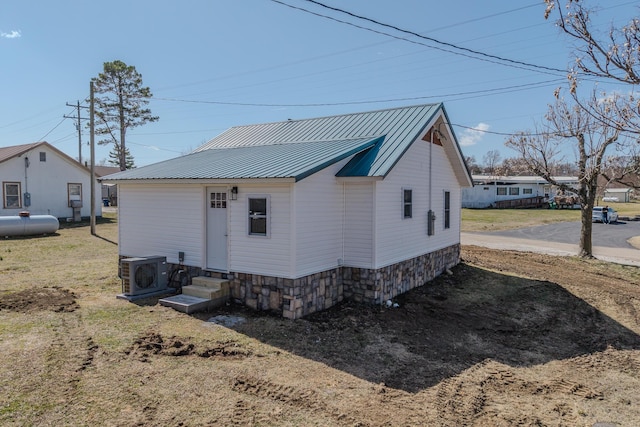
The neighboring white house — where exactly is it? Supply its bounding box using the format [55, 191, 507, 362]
[462, 175, 580, 208]
[102, 104, 473, 319]
[603, 187, 633, 203]
[0, 142, 102, 219]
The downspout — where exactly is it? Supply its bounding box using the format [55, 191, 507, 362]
[24, 156, 30, 208]
[429, 129, 433, 214]
[427, 129, 435, 236]
[340, 181, 345, 269]
[24, 156, 29, 194]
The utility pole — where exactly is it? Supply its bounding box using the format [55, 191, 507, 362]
[89, 82, 96, 236]
[64, 101, 88, 165]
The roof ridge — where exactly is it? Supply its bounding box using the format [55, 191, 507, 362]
[206, 135, 386, 150]
[227, 103, 442, 130]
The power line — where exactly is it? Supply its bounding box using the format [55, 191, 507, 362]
[38, 114, 72, 142]
[271, 0, 568, 76]
[154, 78, 566, 108]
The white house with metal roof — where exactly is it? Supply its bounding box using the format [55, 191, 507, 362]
[103, 104, 473, 319]
[0, 141, 102, 219]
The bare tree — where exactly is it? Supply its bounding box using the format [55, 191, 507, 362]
[464, 155, 482, 174]
[544, 1, 640, 135]
[482, 150, 502, 176]
[506, 93, 623, 258]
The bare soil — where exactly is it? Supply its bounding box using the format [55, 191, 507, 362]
[0, 286, 78, 313]
[2, 245, 640, 426]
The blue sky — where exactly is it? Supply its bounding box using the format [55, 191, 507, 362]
[1, 0, 638, 167]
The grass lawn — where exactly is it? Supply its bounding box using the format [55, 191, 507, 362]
[462, 201, 640, 232]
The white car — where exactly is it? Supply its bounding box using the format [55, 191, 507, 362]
[592, 206, 618, 223]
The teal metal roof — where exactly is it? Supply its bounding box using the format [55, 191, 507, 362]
[102, 104, 472, 185]
[196, 103, 443, 178]
[101, 136, 382, 182]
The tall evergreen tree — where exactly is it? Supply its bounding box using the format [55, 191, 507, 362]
[107, 143, 135, 169]
[92, 60, 158, 170]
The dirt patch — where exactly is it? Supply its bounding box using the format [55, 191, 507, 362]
[0, 286, 78, 313]
[125, 331, 253, 361]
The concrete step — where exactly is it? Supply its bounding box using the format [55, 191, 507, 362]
[159, 294, 214, 314]
[159, 276, 231, 315]
[182, 284, 228, 300]
[191, 276, 229, 289]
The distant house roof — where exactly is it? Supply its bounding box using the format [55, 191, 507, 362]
[604, 187, 633, 194]
[103, 104, 472, 185]
[94, 166, 121, 177]
[0, 142, 42, 164]
[0, 141, 90, 172]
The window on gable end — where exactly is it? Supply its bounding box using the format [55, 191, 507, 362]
[403, 188, 412, 219]
[444, 191, 450, 229]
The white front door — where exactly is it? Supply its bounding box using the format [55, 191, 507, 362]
[206, 188, 228, 271]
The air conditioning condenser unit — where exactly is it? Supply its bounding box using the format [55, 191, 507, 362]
[120, 256, 168, 297]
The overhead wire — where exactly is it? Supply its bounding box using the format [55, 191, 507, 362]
[270, 0, 568, 76]
[154, 78, 567, 108]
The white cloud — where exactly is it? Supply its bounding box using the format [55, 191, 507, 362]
[1, 30, 21, 39]
[458, 122, 490, 147]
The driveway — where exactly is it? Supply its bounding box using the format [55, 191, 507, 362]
[461, 220, 640, 266]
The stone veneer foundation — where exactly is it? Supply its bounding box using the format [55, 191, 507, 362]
[225, 243, 460, 319]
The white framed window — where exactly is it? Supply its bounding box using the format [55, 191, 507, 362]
[67, 183, 82, 207]
[3, 182, 21, 209]
[402, 188, 412, 219]
[248, 195, 270, 236]
[509, 187, 520, 196]
[523, 188, 533, 195]
[40, 152, 46, 162]
[496, 187, 507, 196]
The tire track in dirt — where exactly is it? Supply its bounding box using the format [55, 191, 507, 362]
[434, 359, 606, 425]
[43, 313, 101, 422]
[569, 347, 640, 377]
[230, 375, 365, 426]
[435, 360, 489, 425]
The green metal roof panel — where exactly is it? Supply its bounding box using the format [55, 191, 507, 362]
[101, 137, 382, 182]
[195, 104, 442, 177]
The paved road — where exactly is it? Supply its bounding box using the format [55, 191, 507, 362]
[480, 220, 640, 249]
[461, 220, 640, 266]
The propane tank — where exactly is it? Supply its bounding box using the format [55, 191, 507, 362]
[0, 212, 59, 237]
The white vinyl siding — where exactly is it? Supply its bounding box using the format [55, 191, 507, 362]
[343, 182, 374, 268]
[293, 158, 349, 277]
[374, 138, 460, 268]
[118, 184, 205, 266]
[228, 184, 292, 277]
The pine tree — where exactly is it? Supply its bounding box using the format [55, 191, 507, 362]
[92, 60, 158, 171]
[107, 143, 135, 169]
